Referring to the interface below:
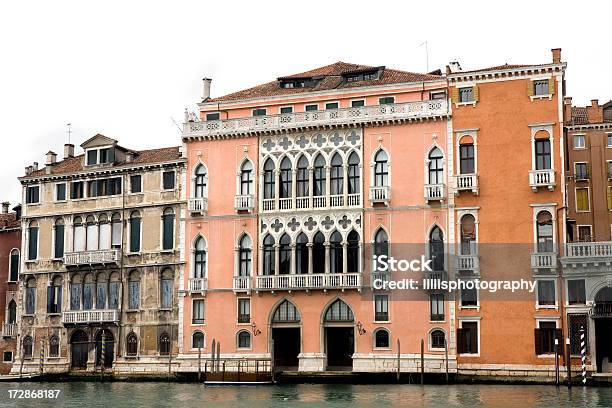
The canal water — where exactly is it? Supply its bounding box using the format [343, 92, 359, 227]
[0, 382, 610, 408]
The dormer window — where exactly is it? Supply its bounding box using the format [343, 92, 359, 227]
[85, 147, 115, 166]
[280, 79, 309, 89]
[343, 70, 380, 83]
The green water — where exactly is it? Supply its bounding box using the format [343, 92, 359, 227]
[0, 382, 610, 407]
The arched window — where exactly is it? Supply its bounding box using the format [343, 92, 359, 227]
[23, 336, 33, 359]
[347, 152, 360, 194]
[159, 332, 170, 356]
[128, 270, 140, 310]
[374, 150, 389, 187]
[324, 299, 354, 322]
[330, 153, 343, 195]
[129, 211, 141, 253]
[194, 164, 207, 198]
[535, 138, 551, 170]
[98, 214, 111, 250]
[126, 332, 138, 356]
[192, 331, 205, 349]
[83, 274, 95, 310]
[7, 300, 16, 324]
[238, 235, 252, 277]
[272, 300, 300, 323]
[374, 228, 389, 260]
[313, 154, 326, 197]
[536, 211, 553, 253]
[263, 235, 275, 276]
[95, 273, 107, 310]
[428, 148, 444, 185]
[295, 233, 308, 274]
[160, 268, 173, 309]
[312, 232, 325, 273]
[237, 330, 251, 349]
[330, 231, 343, 274]
[460, 215, 476, 255]
[429, 226, 444, 272]
[86, 215, 98, 251]
[48, 276, 62, 314]
[240, 161, 253, 195]
[279, 234, 291, 275]
[27, 220, 38, 261]
[54, 218, 65, 258]
[347, 231, 359, 273]
[374, 329, 390, 348]
[296, 156, 309, 197]
[459, 141, 475, 174]
[431, 329, 446, 349]
[9, 249, 19, 282]
[194, 236, 207, 278]
[73, 216, 85, 252]
[49, 335, 60, 357]
[162, 208, 175, 250]
[25, 277, 36, 315]
[279, 157, 292, 199]
[111, 213, 122, 249]
[70, 275, 82, 311]
[263, 159, 275, 199]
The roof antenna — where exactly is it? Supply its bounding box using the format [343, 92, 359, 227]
[66, 123, 72, 144]
[170, 117, 183, 134]
[419, 41, 429, 72]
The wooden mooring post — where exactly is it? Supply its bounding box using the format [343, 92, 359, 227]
[396, 339, 401, 382]
[420, 338, 424, 385]
[198, 346, 202, 382]
[445, 338, 449, 384]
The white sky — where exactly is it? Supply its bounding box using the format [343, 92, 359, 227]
[1, 1, 610, 205]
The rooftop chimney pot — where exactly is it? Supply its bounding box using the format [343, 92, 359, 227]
[551, 48, 562, 64]
[591, 99, 599, 108]
[448, 61, 462, 73]
[46, 151, 57, 166]
[1, 202, 9, 214]
[202, 78, 212, 101]
[32, 162, 38, 171]
[64, 143, 74, 159]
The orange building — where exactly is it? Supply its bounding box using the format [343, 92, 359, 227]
[0, 202, 20, 374]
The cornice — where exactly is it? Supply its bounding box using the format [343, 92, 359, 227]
[448, 63, 566, 83]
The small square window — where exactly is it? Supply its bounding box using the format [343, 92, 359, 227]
[162, 171, 175, 190]
[578, 226, 592, 242]
[573, 135, 585, 149]
[3, 351, 12, 363]
[70, 181, 84, 199]
[238, 298, 250, 323]
[325, 102, 339, 110]
[374, 294, 389, 322]
[55, 183, 66, 201]
[26, 186, 40, 204]
[379, 96, 395, 105]
[351, 100, 365, 108]
[130, 175, 142, 193]
[461, 287, 478, 307]
[568, 280, 586, 305]
[430, 91, 447, 100]
[459, 88, 474, 103]
[575, 163, 588, 179]
[607, 134, 612, 147]
[537, 280, 556, 306]
[305, 104, 318, 112]
[99, 148, 112, 164]
[533, 80, 550, 96]
[87, 150, 98, 166]
[280, 107, 293, 114]
[252, 108, 267, 117]
[205, 112, 220, 121]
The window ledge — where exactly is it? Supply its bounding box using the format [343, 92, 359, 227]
[455, 101, 477, 108]
[237, 322, 251, 326]
[429, 320, 446, 324]
[126, 309, 140, 313]
[374, 320, 390, 324]
[124, 356, 139, 360]
[47, 313, 61, 316]
[191, 322, 206, 326]
[373, 347, 391, 351]
[430, 347, 446, 352]
[160, 250, 175, 254]
[459, 353, 480, 358]
[26, 203, 41, 206]
[459, 305, 480, 310]
[537, 354, 556, 359]
[530, 94, 553, 101]
[54, 200, 67, 204]
[535, 305, 558, 310]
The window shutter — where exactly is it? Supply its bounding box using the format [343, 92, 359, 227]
[548, 78, 555, 95]
[607, 187, 612, 210]
[527, 80, 534, 97]
[56, 287, 62, 313]
[450, 88, 459, 103]
[47, 286, 54, 313]
[457, 329, 466, 354]
[472, 85, 479, 102]
[534, 328, 543, 355]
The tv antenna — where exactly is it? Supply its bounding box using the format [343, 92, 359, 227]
[419, 41, 429, 72]
[66, 123, 72, 144]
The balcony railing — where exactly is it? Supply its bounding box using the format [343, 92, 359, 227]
[563, 241, 612, 267]
[184, 100, 449, 139]
[188, 197, 208, 214]
[529, 169, 556, 192]
[262, 194, 361, 212]
[531, 252, 558, 271]
[255, 273, 362, 291]
[233, 276, 251, 292]
[189, 278, 208, 292]
[591, 302, 612, 318]
[424, 184, 446, 202]
[369, 186, 390, 205]
[1, 323, 16, 337]
[456, 254, 480, 273]
[234, 194, 254, 212]
[62, 309, 120, 325]
[455, 174, 478, 195]
[64, 249, 120, 266]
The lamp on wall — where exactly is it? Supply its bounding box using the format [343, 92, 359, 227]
[356, 321, 366, 336]
[251, 322, 262, 336]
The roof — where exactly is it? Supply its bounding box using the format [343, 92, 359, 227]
[455, 63, 540, 74]
[0, 213, 20, 230]
[208, 61, 442, 103]
[24, 146, 182, 179]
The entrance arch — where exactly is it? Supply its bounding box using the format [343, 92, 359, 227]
[70, 330, 89, 370]
[270, 299, 301, 369]
[594, 286, 612, 373]
[322, 298, 355, 370]
[95, 329, 115, 368]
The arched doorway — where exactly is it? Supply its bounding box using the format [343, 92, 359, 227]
[270, 300, 301, 369]
[323, 299, 355, 370]
[70, 330, 89, 370]
[95, 329, 115, 368]
[594, 286, 612, 373]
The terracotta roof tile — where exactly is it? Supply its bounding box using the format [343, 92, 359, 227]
[0, 213, 20, 230]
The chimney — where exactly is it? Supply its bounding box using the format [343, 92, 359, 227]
[25, 166, 32, 175]
[447, 61, 462, 73]
[32, 162, 38, 172]
[587, 99, 603, 123]
[64, 143, 75, 159]
[13, 205, 21, 220]
[1, 202, 8, 214]
[564, 97, 573, 122]
[551, 48, 562, 64]
[591, 99, 599, 108]
[202, 78, 212, 101]
[126, 152, 134, 163]
[46, 151, 57, 166]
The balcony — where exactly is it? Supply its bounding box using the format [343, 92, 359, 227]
[233, 276, 251, 292]
[562, 241, 612, 268]
[62, 309, 120, 325]
[184, 100, 449, 139]
[262, 194, 361, 212]
[454, 174, 479, 195]
[456, 254, 480, 275]
[424, 184, 446, 202]
[188, 278, 208, 293]
[1, 323, 16, 337]
[369, 186, 390, 205]
[531, 252, 558, 272]
[188, 197, 208, 214]
[234, 194, 254, 212]
[64, 249, 120, 267]
[529, 169, 556, 192]
[255, 273, 362, 291]
[591, 302, 612, 318]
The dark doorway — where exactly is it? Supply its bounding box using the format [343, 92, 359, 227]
[70, 330, 89, 370]
[272, 328, 300, 369]
[325, 327, 354, 369]
[595, 319, 612, 373]
[95, 329, 115, 368]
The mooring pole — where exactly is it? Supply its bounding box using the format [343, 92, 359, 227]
[445, 338, 449, 384]
[420, 338, 424, 385]
[396, 339, 400, 382]
[101, 331, 106, 373]
[39, 339, 45, 374]
[270, 338, 275, 384]
[216, 341, 221, 372]
[580, 326, 587, 385]
[211, 339, 216, 373]
[554, 337, 559, 386]
[566, 337, 572, 388]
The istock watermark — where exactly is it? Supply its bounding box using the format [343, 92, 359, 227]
[372, 277, 537, 294]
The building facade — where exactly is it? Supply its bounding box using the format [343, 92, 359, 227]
[14, 135, 186, 374]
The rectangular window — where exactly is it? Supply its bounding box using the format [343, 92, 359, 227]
[575, 163, 588, 179]
[461, 287, 478, 307]
[578, 225, 592, 242]
[26, 186, 39, 204]
[47, 285, 62, 314]
[83, 283, 94, 310]
[430, 293, 445, 321]
[192, 299, 205, 324]
[3, 352, 12, 363]
[535, 321, 558, 355]
[130, 217, 141, 253]
[305, 104, 318, 112]
[608, 134, 612, 147]
[162, 213, 174, 250]
[569, 314, 589, 355]
[325, 102, 339, 110]
[70, 284, 81, 310]
[374, 294, 389, 321]
[252, 108, 267, 116]
[459, 88, 474, 103]
[533, 80, 550, 96]
[130, 175, 142, 193]
[458, 322, 478, 354]
[568, 280, 586, 305]
[573, 135, 585, 149]
[128, 281, 140, 310]
[109, 282, 120, 309]
[535, 139, 551, 170]
[379, 96, 395, 105]
[25, 288, 35, 315]
[238, 298, 250, 323]
[99, 147, 113, 164]
[161, 279, 172, 309]
[55, 183, 66, 201]
[162, 171, 175, 190]
[9, 251, 19, 281]
[70, 181, 84, 199]
[28, 227, 38, 260]
[205, 112, 220, 121]
[459, 144, 475, 174]
[576, 188, 590, 212]
[54, 224, 65, 258]
[351, 100, 365, 108]
[537, 280, 556, 306]
[96, 283, 106, 309]
[280, 106, 293, 114]
[430, 91, 447, 100]
[87, 149, 97, 165]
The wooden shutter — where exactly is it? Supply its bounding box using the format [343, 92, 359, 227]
[607, 187, 612, 210]
[130, 218, 141, 252]
[457, 329, 466, 354]
[534, 328, 543, 355]
[472, 85, 479, 102]
[527, 80, 534, 97]
[55, 225, 65, 258]
[451, 87, 459, 103]
[548, 77, 555, 95]
[47, 286, 54, 314]
[56, 286, 62, 313]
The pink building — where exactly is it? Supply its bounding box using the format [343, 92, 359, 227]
[178, 62, 454, 373]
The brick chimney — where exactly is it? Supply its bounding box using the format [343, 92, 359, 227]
[564, 97, 573, 122]
[551, 48, 562, 64]
[1, 202, 9, 214]
[46, 151, 57, 166]
[202, 78, 212, 101]
[587, 99, 603, 123]
[64, 143, 75, 159]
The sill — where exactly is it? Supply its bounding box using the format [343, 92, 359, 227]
[459, 305, 479, 310]
[572, 147, 587, 151]
[129, 192, 144, 195]
[237, 322, 251, 326]
[536, 305, 558, 310]
[236, 348, 252, 351]
[537, 354, 556, 359]
[459, 353, 480, 358]
[455, 101, 476, 108]
[26, 203, 41, 206]
[191, 322, 206, 326]
[124, 356, 139, 360]
[530, 94, 553, 101]
[126, 309, 140, 313]
[373, 347, 391, 351]
[430, 348, 446, 352]
[160, 249, 175, 254]
[6, 281, 17, 284]
[25, 260, 37, 264]
[47, 313, 61, 316]
[429, 320, 446, 324]
[22, 314, 35, 318]
[374, 320, 390, 324]
[159, 308, 172, 312]
[54, 200, 67, 203]
[190, 348, 206, 352]
[126, 252, 141, 256]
